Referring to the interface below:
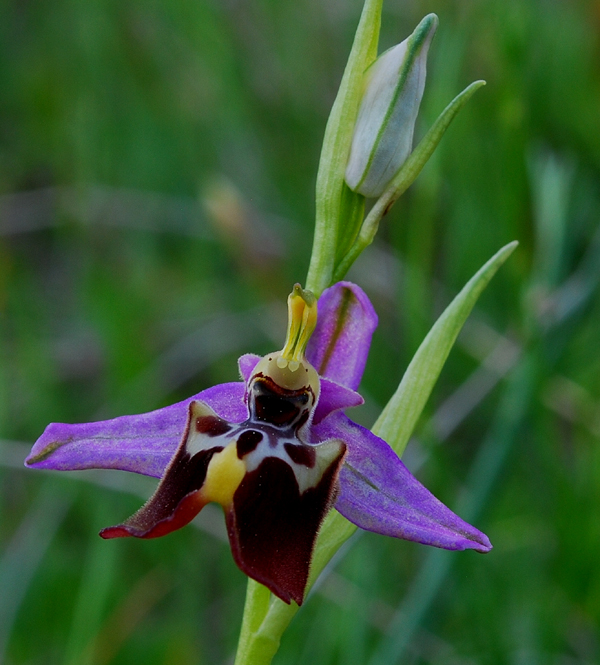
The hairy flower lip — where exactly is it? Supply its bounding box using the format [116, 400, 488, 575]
[26, 281, 492, 604]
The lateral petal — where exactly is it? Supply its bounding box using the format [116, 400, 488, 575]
[25, 383, 248, 478]
[313, 378, 363, 425]
[314, 413, 492, 553]
[238, 353, 261, 382]
[306, 282, 378, 391]
[227, 442, 346, 605]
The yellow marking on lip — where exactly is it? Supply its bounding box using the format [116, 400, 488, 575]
[201, 441, 246, 507]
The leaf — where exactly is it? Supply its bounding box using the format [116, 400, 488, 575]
[312, 244, 516, 585]
[373, 241, 518, 455]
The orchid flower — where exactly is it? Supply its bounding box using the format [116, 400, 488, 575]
[26, 281, 491, 606]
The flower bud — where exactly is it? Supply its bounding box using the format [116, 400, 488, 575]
[345, 14, 438, 198]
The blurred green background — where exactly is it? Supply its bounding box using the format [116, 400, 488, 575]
[1, 0, 600, 663]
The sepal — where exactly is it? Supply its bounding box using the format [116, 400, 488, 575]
[314, 413, 492, 553]
[307, 281, 378, 390]
[24, 383, 248, 478]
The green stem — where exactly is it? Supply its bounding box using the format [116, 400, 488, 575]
[233, 581, 281, 665]
[236, 1, 383, 657]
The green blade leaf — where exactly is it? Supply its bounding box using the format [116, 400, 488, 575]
[374, 241, 518, 454]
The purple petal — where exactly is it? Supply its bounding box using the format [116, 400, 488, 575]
[313, 378, 363, 425]
[25, 382, 248, 478]
[238, 353, 261, 382]
[306, 282, 378, 391]
[313, 413, 492, 553]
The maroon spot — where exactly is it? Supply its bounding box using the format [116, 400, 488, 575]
[251, 380, 313, 427]
[284, 443, 316, 468]
[196, 415, 231, 437]
[237, 430, 263, 458]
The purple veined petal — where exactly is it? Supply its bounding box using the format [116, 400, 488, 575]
[306, 282, 378, 391]
[313, 413, 492, 553]
[25, 382, 248, 478]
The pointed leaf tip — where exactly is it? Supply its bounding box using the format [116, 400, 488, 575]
[376, 77, 488, 206]
[375, 241, 518, 456]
